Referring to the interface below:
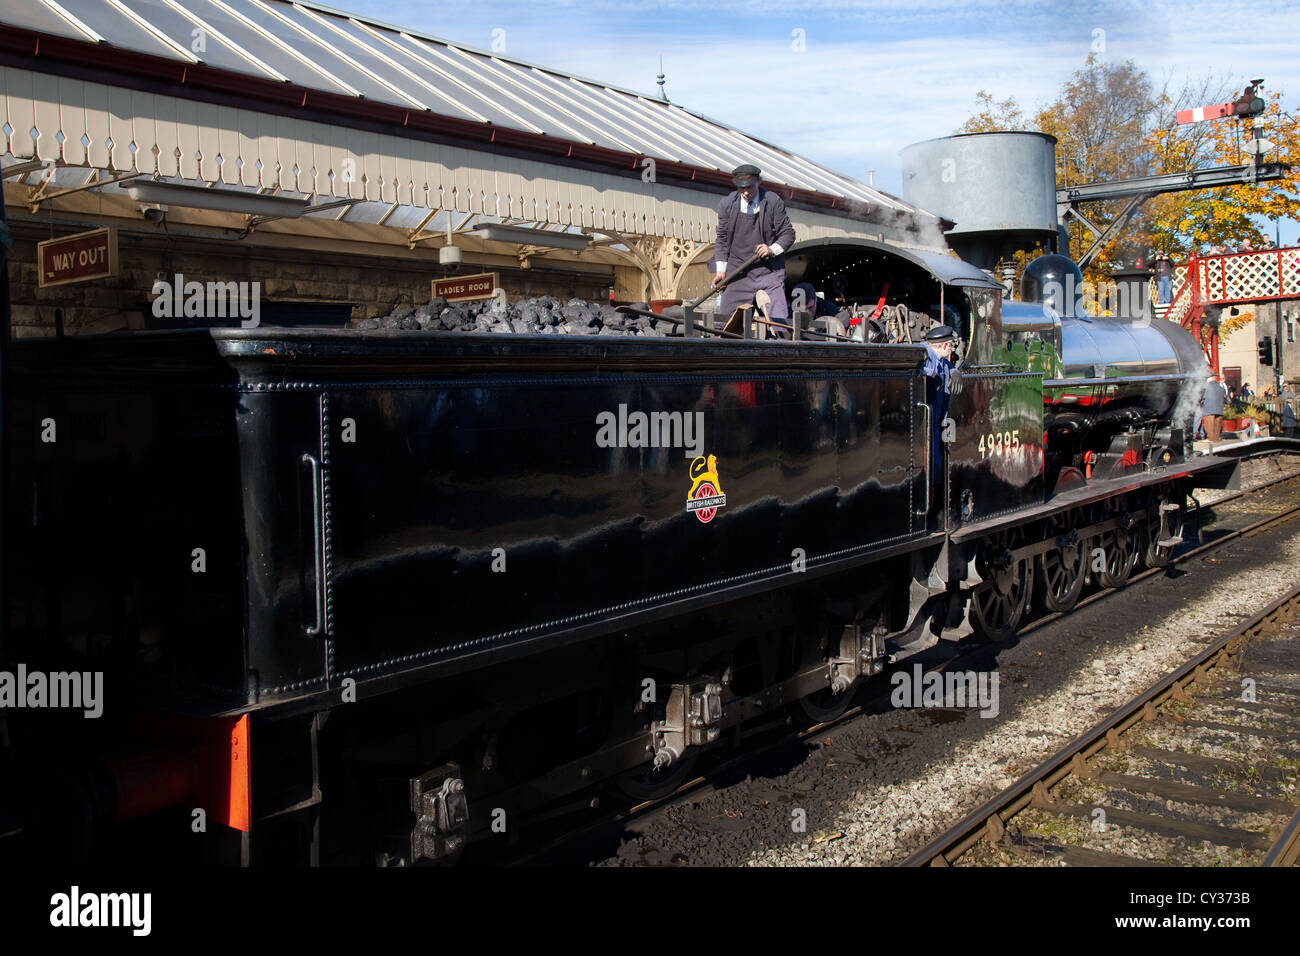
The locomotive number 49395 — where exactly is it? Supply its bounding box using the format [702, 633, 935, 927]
[978, 429, 1020, 459]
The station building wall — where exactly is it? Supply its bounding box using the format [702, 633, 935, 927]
[5, 228, 615, 337]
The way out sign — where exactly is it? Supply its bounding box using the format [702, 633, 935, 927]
[38, 228, 118, 288]
[433, 272, 498, 302]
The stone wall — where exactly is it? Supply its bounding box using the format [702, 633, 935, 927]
[6, 228, 615, 337]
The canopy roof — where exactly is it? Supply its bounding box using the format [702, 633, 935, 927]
[1, 0, 924, 218]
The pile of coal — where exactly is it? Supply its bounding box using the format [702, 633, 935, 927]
[358, 296, 675, 337]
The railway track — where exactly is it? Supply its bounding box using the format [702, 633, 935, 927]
[1016, 467, 1300, 638]
[904, 584, 1300, 867]
[510, 466, 1300, 866]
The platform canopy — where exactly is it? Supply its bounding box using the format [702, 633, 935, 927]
[0, 0, 948, 298]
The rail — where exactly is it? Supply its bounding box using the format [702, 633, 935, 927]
[905, 577, 1300, 867]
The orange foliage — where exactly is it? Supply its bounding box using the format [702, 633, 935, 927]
[957, 60, 1300, 279]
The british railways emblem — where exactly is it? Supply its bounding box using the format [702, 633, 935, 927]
[686, 454, 727, 523]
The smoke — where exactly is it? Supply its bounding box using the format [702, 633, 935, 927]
[910, 212, 952, 253]
[1171, 351, 1211, 444]
[837, 196, 873, 221]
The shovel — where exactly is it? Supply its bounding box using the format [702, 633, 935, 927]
[683, 251, 766, 311]
[616, 252, 766, 337]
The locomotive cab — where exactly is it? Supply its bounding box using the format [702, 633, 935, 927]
[783, 237, 1005, 365]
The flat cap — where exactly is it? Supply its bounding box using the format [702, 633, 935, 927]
[732, 164, 761, 187]
[924, 324, 957, 342]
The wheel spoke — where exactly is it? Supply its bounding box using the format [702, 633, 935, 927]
[972, 529, 1030, 640]
[1098, 522, 1138, 588]
[1144, 495, 1184, 569]
[1036, 518, 1085, 613]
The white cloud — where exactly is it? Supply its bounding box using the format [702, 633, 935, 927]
[358, 0, 1299, 207]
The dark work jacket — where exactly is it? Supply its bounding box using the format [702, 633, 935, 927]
[1201, 381, 1226, 416]
[923, 344, 952, 466]
[715, 188, 796, 278]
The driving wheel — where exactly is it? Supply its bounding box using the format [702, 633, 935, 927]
[970, 528, 1031, 641]
[1036, 519, 1086, 613]
[1096, 517, 1140, 588]
[1143, 495, 1185, 568]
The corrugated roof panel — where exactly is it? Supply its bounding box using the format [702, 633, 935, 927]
[342, 21, 522, 127]
[186, 0, 353, 92]
[614, 96, 751, 174]
[489, 62, 639, 154]
[552, 75, 692, 164]
[442, 46, 602, 145]
[654, 105, 838, 196]
[104, 0, 200, 63]
[99, 0, 283, 81]
[5, 0, 82, 38]
[401, 37, 587, 139]
[270, 2, 434, 109]
[662, 104, 865, 201]
[589, 86, 757, 174]
[566, 77, 731, 169]
[472, 56, 640, 153]
[320, 17, 489, 122]
[51, 0, 186, 61]
[386, 32, 546, 134]
[38, 0, 103, 42]
[237, 0, 401, 97]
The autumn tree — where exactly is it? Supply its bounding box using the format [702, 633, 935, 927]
[1041, 57, 1159, 278]
[1152, 89, 1300, 251]
[958, 58, 1300, 280]
[958, 91, 1027, 134]
[955, 57, 1158, 280]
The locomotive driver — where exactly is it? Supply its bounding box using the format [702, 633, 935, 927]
[923, 325, 960, 478]
[712, 164, 796, 325]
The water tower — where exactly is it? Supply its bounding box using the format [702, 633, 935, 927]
[901, 132, 1062, 277]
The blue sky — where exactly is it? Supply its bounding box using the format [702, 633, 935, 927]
[330, 0, 1300, 241]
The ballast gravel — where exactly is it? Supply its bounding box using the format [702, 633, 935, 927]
[594, 456, 1300, 867]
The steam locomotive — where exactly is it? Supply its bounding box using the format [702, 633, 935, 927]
[1, 239, 1241, 865]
